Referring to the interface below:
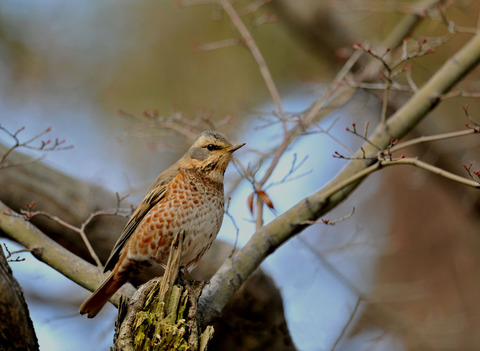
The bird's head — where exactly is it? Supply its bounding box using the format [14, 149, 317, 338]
[182, 130, 245, 183]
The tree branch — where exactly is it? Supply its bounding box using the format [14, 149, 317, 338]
[0, 201, 136, 306]
[381, 158, 480, 188]
[218, 0, 285, 120]
[390, 129, 479, 152]
[197, 32, 480, 325]
[0, 245, 39, 350]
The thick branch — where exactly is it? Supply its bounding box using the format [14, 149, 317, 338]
[197, 33, 480, 325]
[0, 246, 39, 351]
[0, 201, 136, 306]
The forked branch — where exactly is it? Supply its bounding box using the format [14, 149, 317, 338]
[197, 32, 480, 326]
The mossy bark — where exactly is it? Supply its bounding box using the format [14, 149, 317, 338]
[130, 280, 213, 351]
[114, 231, 214, 351]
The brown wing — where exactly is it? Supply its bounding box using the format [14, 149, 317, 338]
[103, 166, 179, 272]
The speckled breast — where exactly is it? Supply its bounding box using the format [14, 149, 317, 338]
[130, 168, 225, 269]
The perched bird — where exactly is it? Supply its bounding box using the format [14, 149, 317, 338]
[79, 130, 245, 318]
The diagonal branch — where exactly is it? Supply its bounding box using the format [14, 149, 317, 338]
[197, 32, 480, 325]
[0, 201, 136, 306]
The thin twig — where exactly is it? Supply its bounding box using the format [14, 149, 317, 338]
[0, 125, 73, 168]
[390, 129, 478, 153]
[346, 123, 382, 151]
[3, 243, 29, 262]
[441, 91, 480, 100]
[0, 155, 47, 170]
[30, 211, 104, 268]
[224, 197, 240, 256]
[265, 154, 311, 189]
[21, 201, 132, 269]
[255, 193, 264, 229]
[331, 297, 362, 350]
[381, 157, 480, 188]
[0, 201, 136, 305]
[381, 76, 391, 125]
[301, 207, 355, 226]
[218, 0, 285, 122]
[346, 80, 411, 92]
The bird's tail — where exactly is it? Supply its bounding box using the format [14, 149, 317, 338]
[79, 268, 126, 318]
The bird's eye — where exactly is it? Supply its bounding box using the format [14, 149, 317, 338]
[207, 144, 217, 151]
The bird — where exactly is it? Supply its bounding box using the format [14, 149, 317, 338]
[79, 130, 245, 318]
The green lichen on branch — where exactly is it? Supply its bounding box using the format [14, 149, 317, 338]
[133, 282, 187, 350]
[132, 280, 214, 351]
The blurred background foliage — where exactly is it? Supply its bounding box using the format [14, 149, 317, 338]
[1, 0, 480, 350]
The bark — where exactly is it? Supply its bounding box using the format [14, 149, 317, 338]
[0, 246, 39, 351]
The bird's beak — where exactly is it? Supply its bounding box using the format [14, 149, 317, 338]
[227, 143, 246, 153]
